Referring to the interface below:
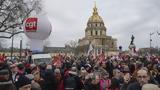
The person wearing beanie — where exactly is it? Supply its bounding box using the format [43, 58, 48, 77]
[17, 63, 25, 75]
[15, 75, 31, 90]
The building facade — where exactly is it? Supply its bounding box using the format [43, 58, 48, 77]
[78, 4, 117, 52]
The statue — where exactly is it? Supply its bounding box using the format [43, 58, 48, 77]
[130, 35, 135, 45]
[129, 35, 136, 50]
[128, 35, 137, 56]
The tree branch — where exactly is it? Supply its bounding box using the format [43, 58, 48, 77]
[0, 12, 11, 29]
[22, 8, 34, 23]
[0, 0, 42, 38]
[0, 23, 22, 32]
[0, 31, 24, 39]
[0, 0, 5, 10]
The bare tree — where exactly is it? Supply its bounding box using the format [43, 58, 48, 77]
[0, 0, 42, 38]
[65, 40, 78, 49]
[65, 40, 78, 54]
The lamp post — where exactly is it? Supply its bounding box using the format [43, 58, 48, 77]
[157, 31, 160, 54]
[150, 32, 154, 55]
[19, 36, 23, 60]
[10, 31, 14, 61]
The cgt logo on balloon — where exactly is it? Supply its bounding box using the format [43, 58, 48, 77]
[25, 18, 38, 32]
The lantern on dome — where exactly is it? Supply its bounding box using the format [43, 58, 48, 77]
[23, 15, 52, 52]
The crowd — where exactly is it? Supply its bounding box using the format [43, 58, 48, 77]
[0, 53, 160, 90]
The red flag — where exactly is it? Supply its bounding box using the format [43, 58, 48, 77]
[98, 51, 105, 62]
[53, 55, 62, 67]
[0, 54, 6, 63]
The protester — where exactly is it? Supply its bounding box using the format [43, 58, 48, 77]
[0, 62, 16, 90]
[64, 66, 84, 90]
[84, 73, 100, 90]
[10, 63, 18, 83]
[100, 71, 111, 90]
[127, 68, 150, 90]
[1, 51, 160, 90]
[120, 73, 131, 90]
[110, 69, 122, 90]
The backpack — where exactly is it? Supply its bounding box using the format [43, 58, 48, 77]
[64, 74, 77, 90]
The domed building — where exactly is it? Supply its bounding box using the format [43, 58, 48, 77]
[78, 4, 117, 53]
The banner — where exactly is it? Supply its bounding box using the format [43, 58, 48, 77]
[25, 18, 38, 32]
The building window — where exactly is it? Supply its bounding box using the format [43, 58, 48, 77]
[95, 31, 98, 35]
[91, 31, 92, 36]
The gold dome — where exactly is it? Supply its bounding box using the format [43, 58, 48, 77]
[88, 4, 103, 22]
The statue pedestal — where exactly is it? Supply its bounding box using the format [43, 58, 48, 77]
[128, 44, 136, 56]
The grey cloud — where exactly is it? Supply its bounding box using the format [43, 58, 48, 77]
[10, 0, 160, 50]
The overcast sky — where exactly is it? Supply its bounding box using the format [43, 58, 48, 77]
[11, 0, 160, 50]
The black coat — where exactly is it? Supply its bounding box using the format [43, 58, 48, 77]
[85, 82, 100, 90]
[105, 61, 114, 78]
[127, 82, 141, 90]
[0, 84, 17, 90]
[155, 74, 160, 84]
[42, 69, 55, 90]
[64, 73, 84, 90]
